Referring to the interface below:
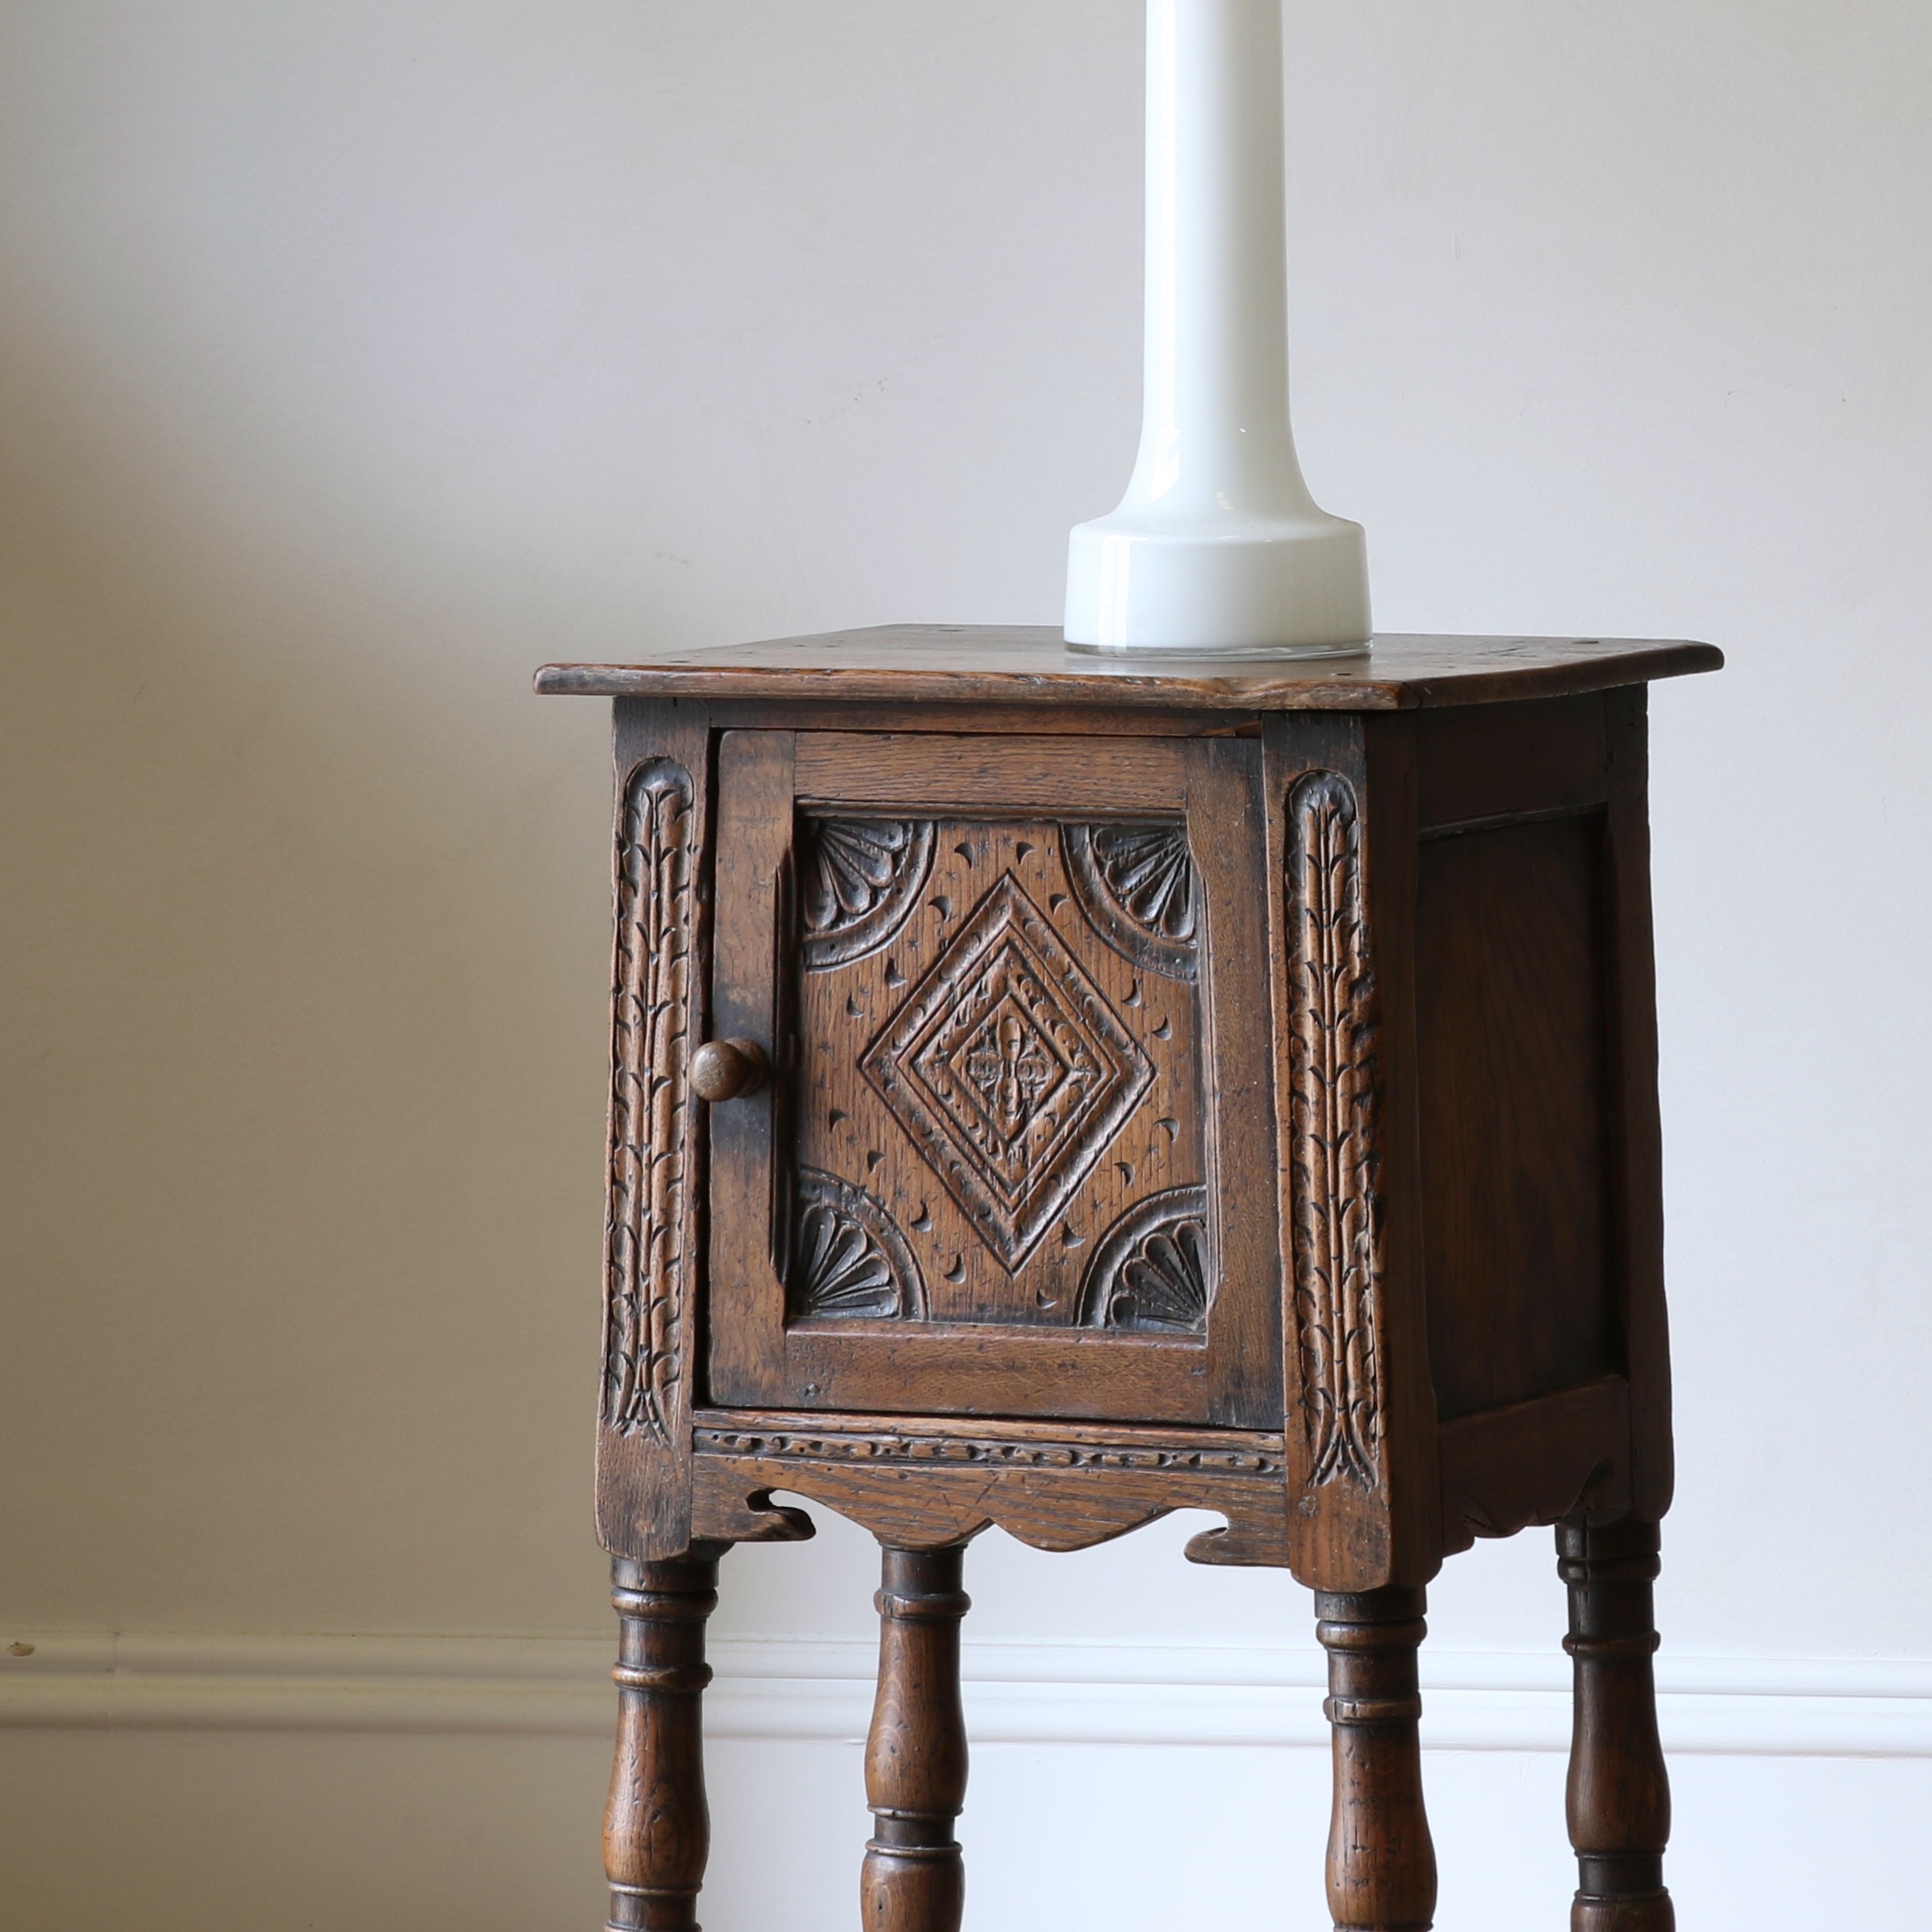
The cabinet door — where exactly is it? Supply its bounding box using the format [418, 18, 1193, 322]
[706, 731, 1281, 1427]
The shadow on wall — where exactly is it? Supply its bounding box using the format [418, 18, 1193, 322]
[0, 0, 1150, 1648]
[0, 218, 623, 1638]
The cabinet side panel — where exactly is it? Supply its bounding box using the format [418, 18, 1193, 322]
[1412, 693, 1608, 832]
[1602, 686, 1672, 1518]
[1416, 812, 1620, 1421]
[1360, 716, 1442, 1585]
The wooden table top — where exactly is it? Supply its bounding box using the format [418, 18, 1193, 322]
[536, 625, 1721, 713]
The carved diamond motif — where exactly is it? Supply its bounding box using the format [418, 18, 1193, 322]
[950, 994, 1065, 1147]
[862, 872, 1154, 1271]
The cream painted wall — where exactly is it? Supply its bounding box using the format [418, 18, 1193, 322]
[3, 2, 1930, 1927]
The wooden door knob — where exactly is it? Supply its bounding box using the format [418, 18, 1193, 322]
[691, 1038, 768, 1102]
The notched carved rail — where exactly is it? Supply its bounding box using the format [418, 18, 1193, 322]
[604, 758, 696, 1442]
[692, 1424, 1283, 1477]
[1285, 771, 1385, 1492]
[689, 1415, 1293, 1564]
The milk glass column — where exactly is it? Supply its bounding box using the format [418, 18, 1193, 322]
[1065, 0, 1369, 655]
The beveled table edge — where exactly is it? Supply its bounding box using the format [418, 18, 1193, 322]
[534, 625, 1723, 712]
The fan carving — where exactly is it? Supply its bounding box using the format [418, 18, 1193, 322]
[1065, 821, 1199, 980]
[1080, 1186, 1212, 1333]
[800, 817, 935, 968]
[788, 1169, 925, 1321]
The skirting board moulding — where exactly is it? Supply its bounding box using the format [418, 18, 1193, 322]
[2, 1631, 1928, 1757]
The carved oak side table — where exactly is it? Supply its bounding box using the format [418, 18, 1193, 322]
[536, 626, 1721, 1932]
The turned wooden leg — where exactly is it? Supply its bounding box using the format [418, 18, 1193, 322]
[1559, 1519, 1673, 1932]
[862, 1544, 970, 1932]
[604, 1545, 727, 1932]
[1316, 1587, 1438, 1932]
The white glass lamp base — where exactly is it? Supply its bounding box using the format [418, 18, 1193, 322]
[1064, 0, 1373, 660]
[1064, 509, 1371, 656]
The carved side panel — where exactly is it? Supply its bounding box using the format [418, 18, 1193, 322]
[1286, 772, 1385, 1492]
[780, 814, 1208, 1331]
[604, 759, 695, 1442]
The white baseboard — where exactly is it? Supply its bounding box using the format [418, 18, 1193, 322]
[3, 1631, 1928, 1757]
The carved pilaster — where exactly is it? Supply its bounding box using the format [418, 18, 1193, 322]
[1286, 771, 1386, 1494]
[605, 758, 697, 1444]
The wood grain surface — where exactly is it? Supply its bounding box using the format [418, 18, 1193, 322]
[705, 728, 1284, 1430]
[602, 1547, 726, 1932]
[562, 656, 1705, 1932]
[1559, 1519, 1675, 1932]
[1416, 810, 1617, 1420]
[687, 1409, 1292, 1565]
[1317, 1586, 1438, 1930]
[536, 627, 1721, 712]
[861, 1546, 971, 1932]
[1437, 1377, 1630, 1558]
